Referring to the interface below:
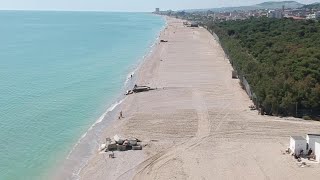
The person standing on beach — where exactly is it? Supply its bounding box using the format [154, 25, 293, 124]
[120, 111, 123, 118]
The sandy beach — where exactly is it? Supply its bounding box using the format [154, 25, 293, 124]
[78, 17, 320, 180]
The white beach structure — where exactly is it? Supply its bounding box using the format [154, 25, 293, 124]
[290, 136, 307, 155]
[306, 134, 320, 152]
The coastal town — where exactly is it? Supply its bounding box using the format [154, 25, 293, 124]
[154, 2, 320, 21]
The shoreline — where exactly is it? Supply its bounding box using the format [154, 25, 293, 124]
[50, 15, 167, 180]
[76, 16, 188, 180]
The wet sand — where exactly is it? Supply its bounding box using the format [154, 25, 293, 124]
[79, 17, 320, 180]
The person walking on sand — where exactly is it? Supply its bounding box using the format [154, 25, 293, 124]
[120, 111, 123, 118]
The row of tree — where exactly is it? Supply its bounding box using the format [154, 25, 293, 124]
[205, 17, 320, 118]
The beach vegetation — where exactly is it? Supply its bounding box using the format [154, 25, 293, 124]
[205, 17, 320, 118]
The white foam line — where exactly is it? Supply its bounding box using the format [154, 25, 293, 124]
[124, 70, 136, 85]
[71, 157, 89, 180]
[66, 97, 126, 160]
[69, 18, 168, 179]
[70, 135, 101, 180]
[123, 31, 161, 87]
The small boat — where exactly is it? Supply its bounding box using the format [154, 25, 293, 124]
[133, 85, 151, 93]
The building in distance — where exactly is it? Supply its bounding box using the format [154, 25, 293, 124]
[267, 10, 283, 19]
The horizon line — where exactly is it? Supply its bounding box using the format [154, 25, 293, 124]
[0, 9, 154, 13]
[0, 0, 313, 13]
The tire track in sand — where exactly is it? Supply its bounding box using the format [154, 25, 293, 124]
[132, 90, 211, 179]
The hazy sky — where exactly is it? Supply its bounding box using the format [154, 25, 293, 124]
[0, 0, 319, 12]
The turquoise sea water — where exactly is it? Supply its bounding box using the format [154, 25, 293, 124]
[0, 11, 164, 180]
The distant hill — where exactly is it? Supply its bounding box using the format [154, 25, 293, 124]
[185, 1, 305, 12]
[303, 2, 320, 9]
[255, 1, 304, 9]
